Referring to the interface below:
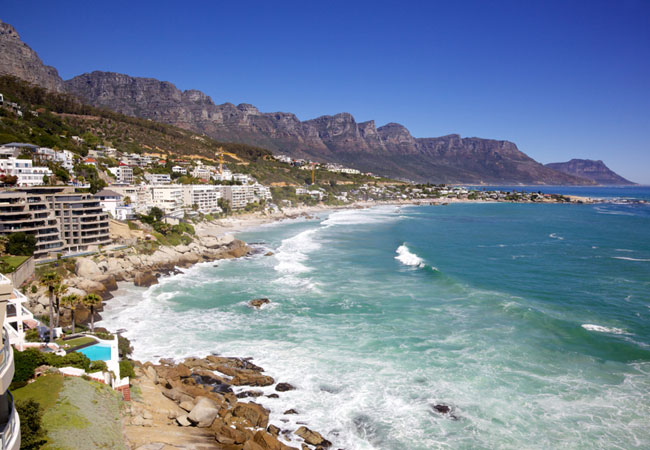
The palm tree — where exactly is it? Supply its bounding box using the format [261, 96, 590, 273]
[53, 282, 67, 328]
[61, 294, 80, 333]
[82, 294, 102, 333]
[40, 272, 61, 343]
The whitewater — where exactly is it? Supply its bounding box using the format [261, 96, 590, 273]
[100, 197, 650, 449]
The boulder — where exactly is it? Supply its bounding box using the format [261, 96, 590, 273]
[94, 274, 118, 292]
[179, 400, 194, 412]
[161, 388, 193, 404]
[264, 252, 274, 257]
[231, 372, 275, 387]
[188, 397, 221, 427]
[267, 425, 280, 436]
[252, 430, 298, 450]
[295, 427, 331, 447]
[145, 365, 158, 384]
[134, 271, 158, 287]
[75, 257, 101, 278]
[176, 414, 191, 427]
[275, 383, 295, 392]
[243, 441, 265, 450]
[236, 390, 264, 399]
[232, 402, 269, 429]
[283, 409, 298, 415]
[213, 421, 249, 445]
[249, 298, 271, 309]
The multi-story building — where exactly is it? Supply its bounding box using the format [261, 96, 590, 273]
[144, 173, 171, 185]
[0, 274, 21, 450]
[0, 158, 53, 186]
[0, 187, 110, 260]
[182, 185, 222, 214]
[191, 165, 211, 180]
[218, 185, 257, 209]
[108, 165, 134, 185]
[150, 185, 183, 214]
[172, 165, 187, 175]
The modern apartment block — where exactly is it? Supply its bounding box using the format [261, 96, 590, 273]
[0, 187, 110, 260]
[182, 185, 222, 214]
[0, 274, 21, 449]
[108, 165, 134, 185]
[0, 158, 53, 186]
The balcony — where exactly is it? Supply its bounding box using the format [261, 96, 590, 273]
[0, 393, 20, 450]
[0, 328, 15, 393]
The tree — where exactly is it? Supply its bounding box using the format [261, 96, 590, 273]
[123, 195, 131, 206]
[61, 293, 80, 333]
[40, 272, 61, 343]
[218, 198, 231, 215]
[6, 232, 36, 256]
[53, 282, 67, 328]
[82, 293, 102, 332]
[16, 399, 46, 449]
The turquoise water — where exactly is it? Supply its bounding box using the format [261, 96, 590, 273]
[100, 194, 650, 449]
[76, 343, 112, 361]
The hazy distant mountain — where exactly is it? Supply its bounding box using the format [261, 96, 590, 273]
[545, 159, 636, 185]
[0, 20, 65, 93]
[0, 18, 595, 184]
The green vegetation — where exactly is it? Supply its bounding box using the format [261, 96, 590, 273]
[13, 374, 126, 450]
[16, 398, 47, 450]
[6, 232, 36, 256]
[118, 335, 133, 358]
[0, 254, 29, 273]
[81, 294, 102, 332]
[54, 336, 96, 349]
[13, 348, 92, 388]
[89, 360, 108, 373]
[118, 360, 136, 379]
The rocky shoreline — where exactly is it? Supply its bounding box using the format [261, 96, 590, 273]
[125, 355, 335, 450]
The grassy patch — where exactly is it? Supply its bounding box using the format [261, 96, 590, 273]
[54, 336, 97, 349]
[0, 254, 29, 272]
[12, 374, 126, 449]
[13, 373, 64, 411]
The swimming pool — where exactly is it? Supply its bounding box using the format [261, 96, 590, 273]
[76, 343, 112, 361]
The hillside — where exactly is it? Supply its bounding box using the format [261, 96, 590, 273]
[0, 75, 380, 187]
[545, 159, 636, 185]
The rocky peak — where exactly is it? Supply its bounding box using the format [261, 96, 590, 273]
[0, 19, 65, 92]
[236, 103, 260, 115]
[545, 159, 635, 185]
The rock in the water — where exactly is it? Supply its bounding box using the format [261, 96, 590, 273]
[275, 382, 295, 392]
[264, 251, 274, 256]
[267, 394, 279, 399]
[283, 409, 298, 415]
[231, 372, 275, 387]
[431, 403, 460, 420]
[248, 298, 271, 308]
[295, 426, 331, 447]
[134, 271, 158, 287]
[237, 390, 264, 398]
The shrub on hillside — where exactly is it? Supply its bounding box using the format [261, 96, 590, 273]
[16, 399, 46, 449]
[89, 360, 108, 372]
[119, 360, 136, 379]
[118, 335, 133, 358]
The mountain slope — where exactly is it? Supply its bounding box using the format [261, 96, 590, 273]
[66, 71, 592, 184]
[545, 159, 636, 185]
[0, 20, 65, 93]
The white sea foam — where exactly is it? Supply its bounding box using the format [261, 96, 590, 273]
[549, 233, 564, 240]
[612, 256, 650, 262]
[322, 206, 403, 227]
[274, 229, 320, 274]
[395, 244, 425, 268]
[581, 324, 630, 335]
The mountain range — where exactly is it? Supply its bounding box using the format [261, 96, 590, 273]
[545, 159, 635, 186]
[0, 19, 633, 185]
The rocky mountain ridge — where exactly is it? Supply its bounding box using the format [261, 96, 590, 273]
[0, 20, 66, 93]
[0, 18, 596, 184]
[545, 159, 635, 185]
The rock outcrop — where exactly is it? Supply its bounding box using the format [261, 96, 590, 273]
[545, 159, 635, 185]
[0, 20, 65, 92]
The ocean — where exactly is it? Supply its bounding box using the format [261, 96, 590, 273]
[99, 187, 650, 449]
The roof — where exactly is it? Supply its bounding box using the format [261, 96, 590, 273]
[84, 158, 97, 162]
[0, 142, 39, 149]
[95, 189, 122, 198]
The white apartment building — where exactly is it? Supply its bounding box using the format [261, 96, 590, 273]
[95, 189, 123, 218]
[172, 165, 187, 174]
[213, 168, 233, 182]
[108, 165, 134, 184]
[144, 173, 171, 184]
[191, 165, 212, 180]
[150, 185, 183, 213]
[182, 185, 222, 214]
[0, 158, 53, 186]
[110, 185, 151, 214]
[233, 173, 253, 184]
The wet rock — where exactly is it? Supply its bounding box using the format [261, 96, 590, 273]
[237, 390, 264, 398]
[267, 394, 279, 399]
[264, 251, 274, 256]
[134, 271, 158, 287]
[430, 403, 460, 420]
[267, 424, 280, 436]
[231, 372, 275, 387]
[275, 382, 295, 392]
[249, 298, 271, 308]
[283, 409, 298, 415]
[295, 426, 331, 447]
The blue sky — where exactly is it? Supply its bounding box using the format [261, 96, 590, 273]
[3, 0, 649, 183]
